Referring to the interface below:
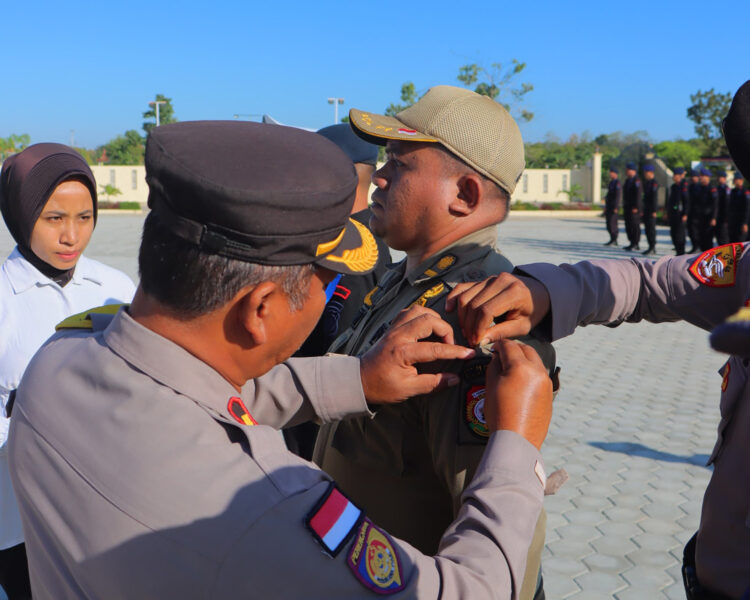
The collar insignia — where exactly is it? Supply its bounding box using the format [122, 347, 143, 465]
[227, 397, 258, 426]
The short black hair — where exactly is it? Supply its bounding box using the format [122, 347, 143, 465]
[138, 212, 314, 318]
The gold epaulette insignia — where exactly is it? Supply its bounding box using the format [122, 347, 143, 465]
[420, 254, 457, 279]
[411, 282, 447, 307]
[55, 304, 125, 331]
[363, 286, 378, 307]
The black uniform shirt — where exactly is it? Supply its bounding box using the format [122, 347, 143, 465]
[728, 186, 750, 224]
[643, 179, 658, 212]
[605, 178, 621, 210]
[623, 176, 642, 211]
[668, 181, 689, 219]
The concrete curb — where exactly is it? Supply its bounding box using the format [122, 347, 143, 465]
[509, 210, 602, 219]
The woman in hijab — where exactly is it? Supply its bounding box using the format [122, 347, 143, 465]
[0, 143, 135, 598]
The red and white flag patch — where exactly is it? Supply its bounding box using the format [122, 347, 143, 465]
[306, 484, 363, 557]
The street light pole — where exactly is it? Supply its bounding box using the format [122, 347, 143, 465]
[149, 100, 167, 127]
[327, 97, 345, 124]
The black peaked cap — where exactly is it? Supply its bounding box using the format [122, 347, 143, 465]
[724, 80, 750, 180]
[145, 121, 378, 275]
[317, 123, 379, 165]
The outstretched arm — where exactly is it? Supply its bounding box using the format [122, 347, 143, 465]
[445, 247, 750, 345]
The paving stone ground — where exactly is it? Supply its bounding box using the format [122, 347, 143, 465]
[0, 213, 721, 599]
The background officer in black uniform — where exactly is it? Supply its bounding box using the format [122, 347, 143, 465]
[622, 162, 642, 250]
[714, 170, 730, 245]
[728, 172, 750, 242]
[667, 167, 689, 255]
[603, 166, 621, 245]
[695, 168, 719, 251]
[641, 164, 658, 255]
[687, 168, 701, 252]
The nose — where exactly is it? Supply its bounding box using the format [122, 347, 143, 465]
[59, 221, 78, 246]
[372, 164, 389, 190]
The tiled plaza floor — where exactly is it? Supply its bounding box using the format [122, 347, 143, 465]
[1, 213, 721, 598]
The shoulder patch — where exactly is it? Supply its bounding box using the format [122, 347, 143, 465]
[688, 243, 744, 288]
[347, 519, 405, 594]
[465, 385, 490, 438]
[227, 396, 258, 426]
[410, 282, 447, 308]
[306, 483, 363, 557]
[55, 303, 125, 331]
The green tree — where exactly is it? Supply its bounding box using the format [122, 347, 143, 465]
[456, 60, 534, 122]
[98, 130, 145, 165]
[653, 140, 702, 170]
[0, 133, 31, 160]
[558, 182, 583, 202]
[385, 82, 418, 117]
[73, 147, 99, 165]
[686, 88, 731, 156]
[99, 184, 122, 202]
[142, 94, 177, 136]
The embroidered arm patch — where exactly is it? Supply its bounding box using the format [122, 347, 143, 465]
[347, 519, 405, 595]
[688, 243, 744, 287]
[306, 483, 363, 557]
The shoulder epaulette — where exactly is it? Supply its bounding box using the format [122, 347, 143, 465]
[55, 304, 126, 331]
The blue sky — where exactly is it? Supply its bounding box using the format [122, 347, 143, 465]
[3, 0, 748, 149]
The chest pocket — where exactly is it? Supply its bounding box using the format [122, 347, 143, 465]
[709, 356, 749, 464]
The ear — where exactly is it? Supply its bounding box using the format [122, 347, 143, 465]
[449, 173, 483, 216]
[236, 281, 278, 345]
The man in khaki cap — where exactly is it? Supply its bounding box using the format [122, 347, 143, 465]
[314, 85, 556, 600]
[9, 120, 554, 599]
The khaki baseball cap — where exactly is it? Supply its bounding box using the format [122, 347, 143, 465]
[349, 85, 525, 195]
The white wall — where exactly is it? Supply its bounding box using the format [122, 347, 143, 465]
[513, 168, 580, 203]
[90, 165, 148, 205]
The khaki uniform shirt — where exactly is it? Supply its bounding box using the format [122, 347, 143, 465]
[9, 307, 545, 599]
[518, 242, 750, 598]
[314, 226, 553, 560]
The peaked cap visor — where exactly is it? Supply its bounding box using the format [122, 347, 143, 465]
[349, 109, 439, 145]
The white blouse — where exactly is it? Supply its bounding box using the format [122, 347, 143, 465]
[0, 247, 135, 549]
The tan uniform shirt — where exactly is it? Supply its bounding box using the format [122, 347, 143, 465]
[314, 226, 552, 560]
[518, 242, 750, 598]
[9, 307, 545, 599]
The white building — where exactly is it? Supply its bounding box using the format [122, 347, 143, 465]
[91, 153, 609, 209]
[90, 165, 149, 205]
